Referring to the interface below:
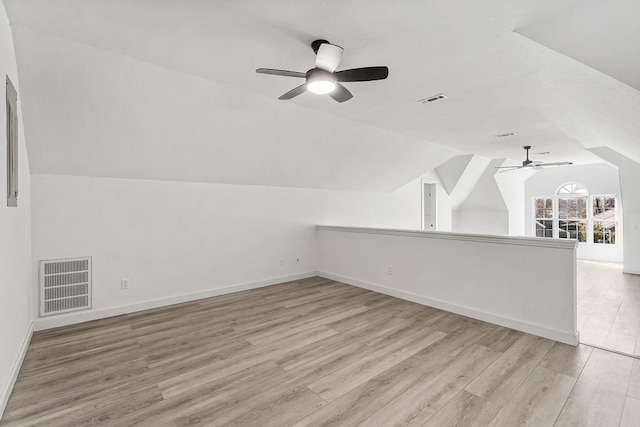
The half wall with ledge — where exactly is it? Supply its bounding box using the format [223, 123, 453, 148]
[316, 225, 579, 345]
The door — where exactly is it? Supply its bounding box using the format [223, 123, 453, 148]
[423, 183, 436, 230]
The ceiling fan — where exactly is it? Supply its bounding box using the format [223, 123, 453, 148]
[256, 39, 389, 103]
[496, 146, 573, 172]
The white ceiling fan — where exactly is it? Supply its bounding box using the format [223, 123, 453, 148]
[496, 146, 573, 173]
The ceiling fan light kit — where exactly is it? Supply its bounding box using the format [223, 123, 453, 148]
[256, 39, 389, 102]
[306, 69, 337, 94]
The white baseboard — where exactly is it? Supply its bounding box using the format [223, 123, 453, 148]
[623, 268, 640, 276]
[319, 271, 579, 346]
[1, 321, 33, 421]
[34, 272, 318, 331]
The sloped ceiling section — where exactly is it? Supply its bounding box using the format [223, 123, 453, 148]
[11, 27, 457, 191]
[434, 155, 473, 195]
[4, 0, 640, 190]
[516, 0, 640, 91]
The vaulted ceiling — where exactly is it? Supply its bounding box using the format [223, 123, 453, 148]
[3, 0, 639, 191]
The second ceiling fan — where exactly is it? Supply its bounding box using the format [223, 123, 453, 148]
[496, 146, 573, 172]
[256, 39, 389, 103]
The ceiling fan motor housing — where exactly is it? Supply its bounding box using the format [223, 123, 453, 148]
[311, 39, 330, 54]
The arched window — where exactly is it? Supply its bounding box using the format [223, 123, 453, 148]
[556, 183, 588, 196]
[534, 183, 617, 244]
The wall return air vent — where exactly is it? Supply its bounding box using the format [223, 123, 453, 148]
[40, 257, 92, 316]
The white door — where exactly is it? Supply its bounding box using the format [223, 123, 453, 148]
[423, 183, 436, 230]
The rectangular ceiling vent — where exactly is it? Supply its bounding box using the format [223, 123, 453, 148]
[40, 257, 92, 317]
[418, 93, 448, 104]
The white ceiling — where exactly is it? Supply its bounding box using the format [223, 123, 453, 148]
[516, 0, 640, 91]
[4, 0, 640, 191]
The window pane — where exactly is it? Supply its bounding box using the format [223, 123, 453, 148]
[535, 198, 553, 219]
[558, 199, 567, 219]
[593, 196, 602, 215]
[559, 220, 586, 242]
[593, 196, 615, 219]
[535, 199, 544, 219]
[594, 221, 616, 244]
[557, 183, 587, 196]
[577, 197, 586, 219]
[558, 197, 587, 219]
[535, 220, 553, 238]
[545, 198, 553, 218]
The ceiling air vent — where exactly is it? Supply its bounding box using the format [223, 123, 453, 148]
[494, 132, 516, 138]
[40, 257, 92, 316]
[418, 93, 447, 104]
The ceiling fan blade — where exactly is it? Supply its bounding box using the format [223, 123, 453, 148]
[498, 167, 522, 173]
[328, 83, 353, 103]
[494, 166, 520, 168]
[315, 43, 344, 72]
[538, 162, 574, 167]
[256, 68, 306, 78]
[336, 66, 389, 82]
[279, 84, 307, 100]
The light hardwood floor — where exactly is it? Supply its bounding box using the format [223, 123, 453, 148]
[2, 277, 640, 426]
[578, 260, 640, 355]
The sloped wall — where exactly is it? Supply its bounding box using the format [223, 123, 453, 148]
[588, 148, 640, 271]
[0, 2, 33, 417]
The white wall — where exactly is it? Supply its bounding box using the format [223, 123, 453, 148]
[317, 226, 578, 345]
[30, 174, 426, 329]
[589, 148, 640, 273]
[453, 159, 509, 235]
[495, 167, 537, 236]
[524, 163, 623, 262]
[0, 3, 33, 417]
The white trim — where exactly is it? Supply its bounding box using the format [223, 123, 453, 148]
[34, 272, 317, 331]
[317, 225, 577, 250]
[623, 268, 640, 276]
[1, 322, 33, 420]
[319, 271, 580, 346]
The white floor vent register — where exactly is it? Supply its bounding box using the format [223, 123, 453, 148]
[40, 257, 92, 316]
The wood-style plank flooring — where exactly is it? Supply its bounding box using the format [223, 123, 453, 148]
[578, 260, 640, 355]
[2, 277, 640, 426]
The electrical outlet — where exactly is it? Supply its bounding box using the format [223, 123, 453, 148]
[121, 278, 130, 290]
[388, 265, 393, 275]
[280, 258, 284, 266]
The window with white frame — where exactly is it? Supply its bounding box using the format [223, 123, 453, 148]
[558, 191, 587, 242]
[534, 198, 554, 238]
[593, 196, 616, 244]
[533, 183, 617, 244]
